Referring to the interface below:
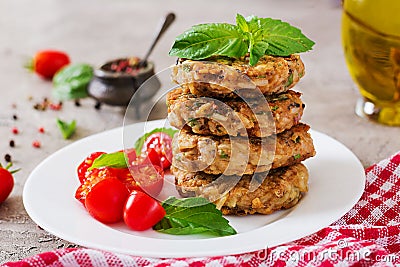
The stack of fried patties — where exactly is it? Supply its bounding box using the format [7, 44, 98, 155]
[167, 54, 315, 215]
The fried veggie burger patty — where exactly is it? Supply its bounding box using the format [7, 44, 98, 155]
[172, 54, 304, 99]
[172, 123, 315, 176]
[167, 88, 304, 137]
[172, 163, 309, 215]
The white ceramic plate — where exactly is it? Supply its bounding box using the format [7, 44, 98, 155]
[23, 119, 365, 258]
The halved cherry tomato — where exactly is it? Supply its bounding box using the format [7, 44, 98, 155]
[129, 164, 164, 197]
[77, 152, 105, 184]
[124, 148, 137, 167]
[142, 132, 173, 169]
[85, 178, 129, 224]
[110, 167, 143, 193]
[141, 148, 161, 168]
[123, 190, 166, 231]
[75, 167, 115, 205]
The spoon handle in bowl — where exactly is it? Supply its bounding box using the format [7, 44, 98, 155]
[142, 12, 176, 63]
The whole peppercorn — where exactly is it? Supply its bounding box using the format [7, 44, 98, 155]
[9, 140, 15, 147]
[4, 154, 11, 163]
[94, 101, 101, 110]
[32, 140, 41, 148]
[11, 127, 19, 134]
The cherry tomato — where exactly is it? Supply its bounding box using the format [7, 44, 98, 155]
[75, 167, 115, 205]
[0, 166, 14, 204]
[28, 50, 70, 79]
[129, 164, 164, 197]
[141, 148, 161, 168]
[77, 152, 105, 184]
[110, 167, 143, 193]
[124, 148, 137, 167]
[85, 178, 129, 224]
[142, 132, 173, 169]
[123, 190, 166, 231]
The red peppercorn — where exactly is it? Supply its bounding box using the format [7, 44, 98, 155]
[49, 103, 62, 111]
[32, 140, 41, 148]
[38, 127, 45, 133]
[12, 127, 19, 134]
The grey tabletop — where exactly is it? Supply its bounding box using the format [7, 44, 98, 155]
[1, 0, 399, 263]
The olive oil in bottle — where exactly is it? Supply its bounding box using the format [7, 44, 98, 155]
[342, 0, 400, 125]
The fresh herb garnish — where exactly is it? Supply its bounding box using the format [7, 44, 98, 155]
[285, 73, 294, 87]
[219, 150, 229, 159]
[170, 23, 248, 62]
[187, 118, 198, 127]
[294, 153, 301, 160]
[56, 118, 76, 140]
[89, 151, 127, 171]
[169, 13, 314, 66]
[134, 127, 178, 154]
[53, 63, 93, 100]
[153, 197, 237, 237]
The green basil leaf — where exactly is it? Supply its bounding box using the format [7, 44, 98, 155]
[56, 118, 76, 140]
[88, 151, 127, 171]
[249, 31, 270, 66]
[53, 63, 93, 100]
[169, 14, 315, 66]
[153, 197, 237, 237]
[169, 23, 248, 60]
[154, 226, 212, 235]
[236, 13, 250, 33]
[134, 127, 178, 154]
[247, 16, 315, 57]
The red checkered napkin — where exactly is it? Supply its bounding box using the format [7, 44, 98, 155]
[3, 152, 400, 267]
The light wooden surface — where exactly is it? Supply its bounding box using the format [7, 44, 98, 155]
[0, 0, 399, 263]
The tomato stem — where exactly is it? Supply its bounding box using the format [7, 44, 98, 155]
[1, 162, 21, 174]
[24, 58, 34, 72]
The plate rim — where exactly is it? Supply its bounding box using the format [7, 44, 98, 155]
[23, 119, 366, 258]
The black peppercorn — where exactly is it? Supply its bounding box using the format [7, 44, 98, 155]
[94, 101, 101, 110]
[4, 154, 11, 162]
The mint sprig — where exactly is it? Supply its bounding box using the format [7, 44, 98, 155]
[169, 14, 314, 66]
